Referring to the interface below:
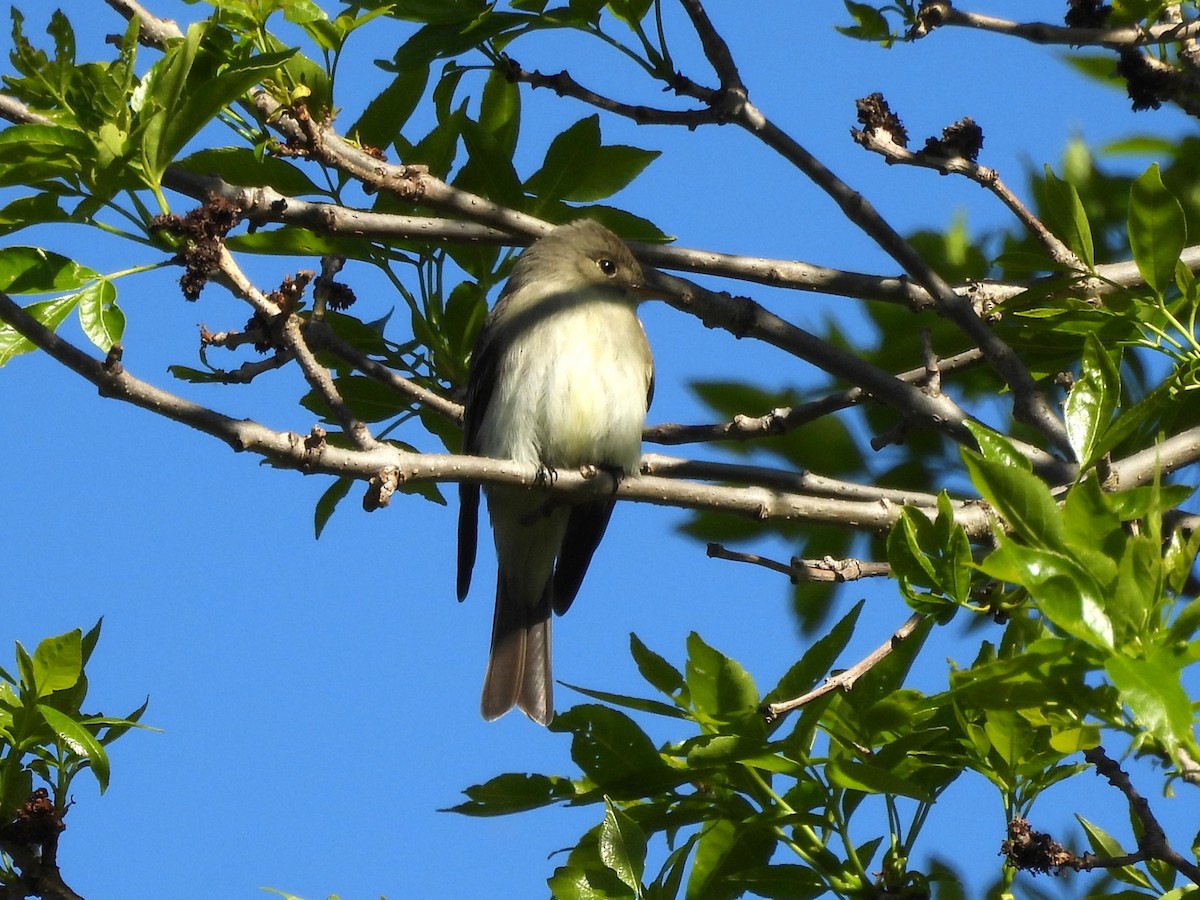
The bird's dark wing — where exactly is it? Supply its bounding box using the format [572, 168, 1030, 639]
[552, 353, 652, 615]
[456, 322, 503, 601]
[551, 499, 616, 616]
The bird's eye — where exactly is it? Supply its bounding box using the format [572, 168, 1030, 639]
[597, 257, 618, 278]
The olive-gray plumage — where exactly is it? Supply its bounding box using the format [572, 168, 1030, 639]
[457, 220, 655, 725]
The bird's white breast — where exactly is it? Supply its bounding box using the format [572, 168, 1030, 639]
[478, 295, 651, 473]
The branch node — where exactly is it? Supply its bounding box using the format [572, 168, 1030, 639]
[363, 466, 400, 511]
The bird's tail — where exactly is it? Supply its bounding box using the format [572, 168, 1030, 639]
[481, 576, 553, 725]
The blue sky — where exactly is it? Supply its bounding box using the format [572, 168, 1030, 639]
[2, 2, 1198, 898]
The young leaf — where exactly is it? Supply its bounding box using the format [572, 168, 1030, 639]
[1128, 163, 1186, 296]
[962, 451, 1067, 552]
[1105, 651, 1193, 755]
[628, 634, 685, 698]
[1064, 333, 1120, 470]
[1042, 167, 1095, 269]
[0, 246, 99, 294]
[600, 797, 647, 896]
[76, 278, 123, 351]
[36, 704, 110, 792]
[0, 294, 80, 366]
[31, 630, 82, 698]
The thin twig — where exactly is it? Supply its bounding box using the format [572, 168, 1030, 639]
[763, 613, 926, 721]
[851, 123, 1080, 269]
[646, 348, 983, 445]
[216, 248, 381, 451]
[707, 543, 891, 583]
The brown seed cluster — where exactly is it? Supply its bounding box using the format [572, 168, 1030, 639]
[150, 195, 242, 301]
[855, 92, 909, 148]
[922, 117, 984, 162]
[1001, 818, 1074, 875]
[1065, 0, 1112, 29]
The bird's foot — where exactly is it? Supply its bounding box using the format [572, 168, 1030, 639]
[535, 463, 558, 486]
[581, 463, 626, 494]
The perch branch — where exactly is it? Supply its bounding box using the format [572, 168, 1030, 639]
[0, 289, 997, 537]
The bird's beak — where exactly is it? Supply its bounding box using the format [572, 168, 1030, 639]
[633, 269, 672, 301]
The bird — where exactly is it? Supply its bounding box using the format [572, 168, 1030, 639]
[456, 219, 656, 725]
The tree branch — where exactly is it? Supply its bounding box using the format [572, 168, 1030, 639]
[762, 613, 927, 721]
[0, 289, 996, 537]
[103, 0, 183, 46]
[707, 543, 891, 583]
[913, 1, 1200, 49]
[1083, 746, 1200, 884]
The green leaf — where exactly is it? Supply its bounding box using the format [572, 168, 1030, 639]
[0, 293, 80, 366]
[550, 705, 675, 792]
[732, 864, 825, 900]
[836, 1, 893, 43]
[525, 116, 657, 204]
[962, 421, 1031, 471]
[1064, 333, 1121, 469]
[1128, 163, 1186, 295]
[765, 601, 861, 707]
[0, 193, 69, 236]
[559, 682, 686, 719]
[0, 246, 99, 293]
[826, 758, 933, 801]
[478, 67, 521, 158]
[628, 633, 683, 698]
[980, 537, 1114, 649]
[142, 27, 298, 182]
[548, 863, 635, 900]
[1105, 651, 1194, 753]
[454, 117, 525, 211]
[226, 228, 376, 259]
[887, 509, 939, 589]
[608, 0, 653, 30]
[175, 148, 323, 197]
[1042, 167, 1095, 270]
[349, 64, 431, 152]
[1077, 814, 1154, 889]
[31, 630, 82, 697]
[76, 278, 123, 351]
[600, 798, 646, 895]
[444, 772, 575, 816]
[686, 816, 774, 900]
[685, 633, 758, 724]
[314, 476, 352, 539]
[36, 704, 110, 792]
[962, 450, 1066, 552]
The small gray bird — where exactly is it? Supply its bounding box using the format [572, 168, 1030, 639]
[457, 219, 656, 725]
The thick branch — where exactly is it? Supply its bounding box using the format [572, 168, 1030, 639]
[915, 2, 1200, 48]
[733, 101, 1071, 454]
[1084, 746, 1200, 884]
[103, 0, 183, 46]
[0, 289, 996, 537]
[647, 269, 1071, 480]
